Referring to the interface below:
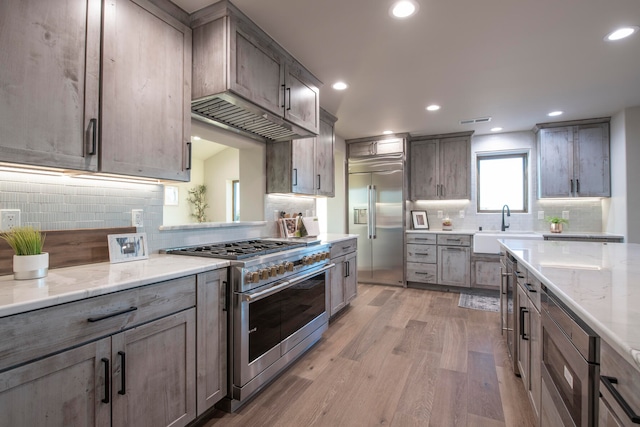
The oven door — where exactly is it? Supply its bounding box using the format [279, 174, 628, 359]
[234, 263, 333, 389]
[541, 308, 598, 427]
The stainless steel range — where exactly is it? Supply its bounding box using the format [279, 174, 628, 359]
[166, 239, 333, 411]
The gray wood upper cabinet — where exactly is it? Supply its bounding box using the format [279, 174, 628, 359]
[191, 1, 320, 136]
[266, 108, 336, 196]
[410, 132, 472, 200]
[101, 0, 192, 181]
[536, 119, 610, 198]
[0, 0, 101, 171]
[347, 136, 405, 158]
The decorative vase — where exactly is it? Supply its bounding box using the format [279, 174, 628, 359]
[13, 252, 49, 280]
[550, 223, 563, 233]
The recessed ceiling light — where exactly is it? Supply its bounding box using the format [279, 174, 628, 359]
[383, 130, 394, 135]
[605, 26, 639, 41]
[491, 127, 503, 132]
[426, 104, 441, 111]
[548, 111, 563, 117]
[332, 81, 348, 90]
[390, 0, 419, 19]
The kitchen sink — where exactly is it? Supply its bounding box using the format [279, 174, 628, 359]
[473, 231, 543, 254]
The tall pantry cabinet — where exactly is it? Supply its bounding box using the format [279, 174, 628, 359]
[0, 0, 192, 181]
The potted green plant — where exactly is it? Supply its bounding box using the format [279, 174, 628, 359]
[186, 184, 209, 223]
[0, 226, 48, 279]
[546, 216, 569, 233]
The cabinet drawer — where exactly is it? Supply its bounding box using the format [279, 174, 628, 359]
[330, 238, 357, 259]
[600, 339, 640, 426]
[525, 274, 541, 311]
[406, 233, 437, 245]
[406, 243, 437, 263]
[436, 234, 471, 246]
[406, 262, 437, 284]
[0, 275, 196, 372]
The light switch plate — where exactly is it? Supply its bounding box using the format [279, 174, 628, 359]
[538, 211, 544, 220]
[0, 209, 21, 231]
[459, 210, 465, 218]
[562, 210, 570, 220]
[437, 210, 443, 219]
[132, 209, 143, 227]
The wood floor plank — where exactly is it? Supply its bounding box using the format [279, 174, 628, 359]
[199, 284, 537, 427]
[467, 351, 505, 422]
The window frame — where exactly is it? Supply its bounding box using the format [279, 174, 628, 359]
[476, 152, 529, 214]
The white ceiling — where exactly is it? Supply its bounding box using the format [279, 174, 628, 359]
[172, 0, 640, 140]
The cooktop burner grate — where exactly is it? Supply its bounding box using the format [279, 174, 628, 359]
[166, 239, 306, 260]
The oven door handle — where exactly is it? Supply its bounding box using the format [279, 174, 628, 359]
[243, 263, 336, 302]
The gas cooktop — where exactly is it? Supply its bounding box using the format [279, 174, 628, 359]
[165, 239, 306, 260]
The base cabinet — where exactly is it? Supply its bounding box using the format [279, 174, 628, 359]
[329, 239, 358, 317]
[406, 233, 471, 288]
[471, 254, 501, 289]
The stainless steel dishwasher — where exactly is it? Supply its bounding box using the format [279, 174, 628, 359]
[540, 284, 599, 427]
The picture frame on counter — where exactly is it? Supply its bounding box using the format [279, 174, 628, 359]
[411, 210, 429, 230]
[107, 232, 149, 263]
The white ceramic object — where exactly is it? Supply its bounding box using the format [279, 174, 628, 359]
[473, 232, 543, 254]
[13, 252, 49, 280]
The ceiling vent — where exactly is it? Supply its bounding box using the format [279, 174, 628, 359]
[460, 116, 492, 125]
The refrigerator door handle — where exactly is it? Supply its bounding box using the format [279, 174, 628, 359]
[371, 185, 377, 239]
[367, 185, 373, 239]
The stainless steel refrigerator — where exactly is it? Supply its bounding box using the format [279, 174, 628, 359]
[348, 153, 404, 286]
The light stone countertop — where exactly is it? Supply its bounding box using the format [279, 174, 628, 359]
[0, 254, 229, 318]
[318, 233, 358, 244]
[501, 239, 640, 371]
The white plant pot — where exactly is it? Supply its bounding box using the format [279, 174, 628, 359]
[13, 253, 49, 280]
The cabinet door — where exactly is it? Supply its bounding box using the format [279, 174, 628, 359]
[437, 246, 470, 287]
[410, 139, 438, 200]
[472, 257, 501, 288]
[101, 0, 191, 181]
[196, 270, 228, 415]
[329, 256, 347, 316]
[344, 251, 358, 304]
[291, 138, 317, 195]
[538, 127, 573, 198]
[112, 309, 196, 427]
[0, 0, 100, 171]
[574, 123, 610, 197]
[230, 16, 284, 116]
[439, 136, 470, 199]
[529, 305, 541, 422]
[0, 338, 110, 427]
[316, 117, 335, 197]
[284, 63, 320, 135]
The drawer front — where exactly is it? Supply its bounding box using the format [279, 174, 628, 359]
[600, 339, 640, 426]
[526, 274, 542, 311]
[406, 234, 437, 245]
[406, 243, 437, 263]
[436, 234, 471, 246]
[0, 275, 196, 371]
[330, 238, 357, 259]
[406, 262, 437, 284]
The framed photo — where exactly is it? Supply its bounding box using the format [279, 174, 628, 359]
[279, 217, 299, 238]
[411, 210, 429, 229]
[108, 233, 149, 263]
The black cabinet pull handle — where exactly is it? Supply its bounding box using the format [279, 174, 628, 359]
[286, 87, 291, 111]
[101, 358, 110, 404]
[293, 168, 298, 186]
[223, 281, 228, 312]
[519, 307, 529, 340]
[570, 179, 574, 194]
[576, 179, 580, 194]
[186, 142, 192, 170]
[88, 306, 137, 323]
[317, 174, 321, 190]
[524, 282, 537, 293]
[118, 351, 126, 395]
[89, 118, 97, 155]
[601, 376, 640, 423]
[281, 84, 286, 108]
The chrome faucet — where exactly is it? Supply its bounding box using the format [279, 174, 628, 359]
[501, 204, 511, 231]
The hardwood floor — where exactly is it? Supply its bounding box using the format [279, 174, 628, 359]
[199, 284, 536, 427]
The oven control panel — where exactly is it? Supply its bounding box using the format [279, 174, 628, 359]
[240, 250, 331, 286]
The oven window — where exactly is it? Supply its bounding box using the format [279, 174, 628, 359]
[280, 272, 326, 340]
[248, 293, 281, 363]
[543, 329, 583, 425]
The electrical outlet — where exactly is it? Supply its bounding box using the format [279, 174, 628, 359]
[562, 210, 570, 220]
[459, 210, 465, 218]
[437, 210, 443, 219]
[538, 211, 545, 220]
[0, 209, 21, 231]
[132, 209, 143, 227]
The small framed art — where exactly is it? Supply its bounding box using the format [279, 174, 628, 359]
[107, 233, 149, 263]
[411, 210, 429, 230]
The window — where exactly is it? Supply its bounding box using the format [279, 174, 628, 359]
[477, 153, 528, 213]
[232, 180, 240, 221]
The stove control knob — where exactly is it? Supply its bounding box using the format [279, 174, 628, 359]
[313, 254, 321, 262]
[285, 262, 294, 271]
[270, 266, 278, 276]
[324, 252, 330, 260]
[259, 269, 270, 280]
[246, 271, 259, 283]
[277, 264, 285, 275]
